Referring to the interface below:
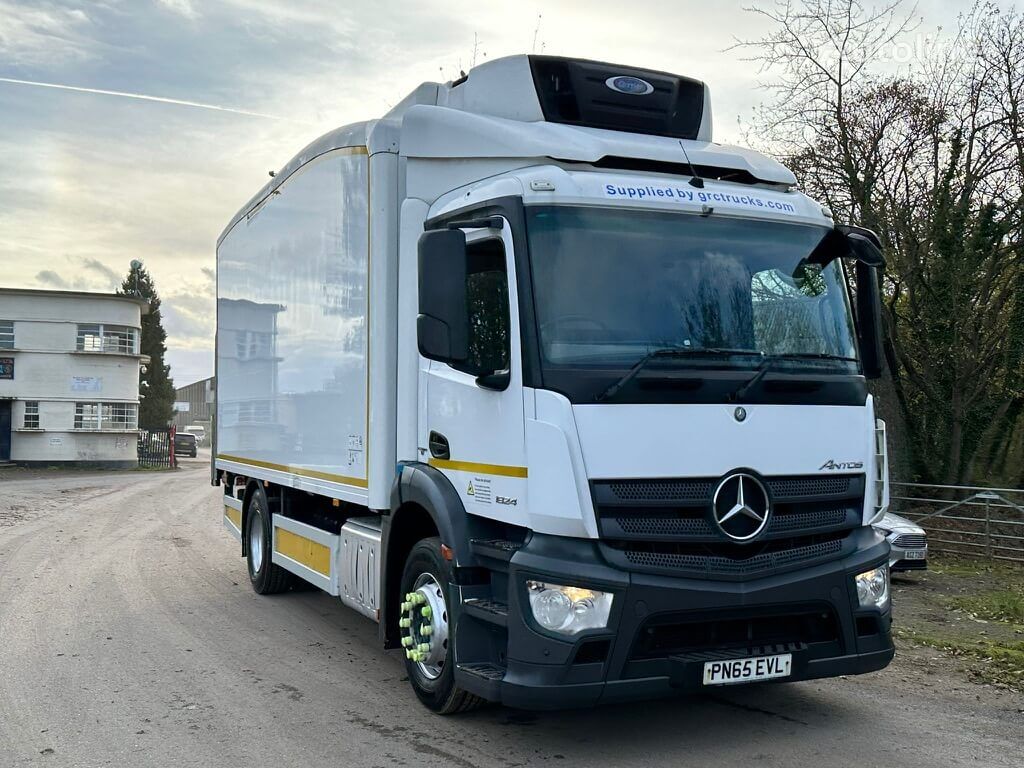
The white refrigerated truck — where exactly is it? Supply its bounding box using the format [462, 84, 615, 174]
[215, 55, 894, 713]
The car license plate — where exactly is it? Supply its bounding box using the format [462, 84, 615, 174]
[703, 653, 792, 686]
[904, 549, 927, 560]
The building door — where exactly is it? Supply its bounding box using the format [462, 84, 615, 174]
[0, 401, 11, 461]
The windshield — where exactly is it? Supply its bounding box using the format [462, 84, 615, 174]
[525, 205, 861, 403]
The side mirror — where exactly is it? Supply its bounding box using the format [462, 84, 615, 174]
[855, 260, 884, 379]
[847, 233, 886, 268]
[417, 229, 469, 364]
[836, 224, 886, 268]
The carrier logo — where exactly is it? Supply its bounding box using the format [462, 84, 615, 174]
[819, 459, 864, 471]
[605, 75, 654, 95]
[712, 472, 771, 541]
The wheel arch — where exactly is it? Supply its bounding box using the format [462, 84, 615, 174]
[381, 463, 472, 648]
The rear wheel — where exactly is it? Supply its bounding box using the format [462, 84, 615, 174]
[245, 489, 292, 595]
[399, 537, 484, 714]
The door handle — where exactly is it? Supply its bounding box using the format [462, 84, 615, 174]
[428, 431, 450, 460]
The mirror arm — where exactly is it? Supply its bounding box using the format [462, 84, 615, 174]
[476, 369, 511, 391]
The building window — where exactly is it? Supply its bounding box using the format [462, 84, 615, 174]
[0, 320, 13, 349]
[103, 403, 138, 430]
[76, 324, 138, 354]
[220, 399, 273, 426]
[23, 401, 39, 429]
[74, 402, 138, 430]
[235, 330, 272, 360]
[74, 402, 100, 430]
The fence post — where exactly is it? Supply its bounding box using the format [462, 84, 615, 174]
[978, 492, 998, 559]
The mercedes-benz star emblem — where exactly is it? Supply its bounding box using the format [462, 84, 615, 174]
[734, 407, 747, 422]
[712, 472, 771, 541]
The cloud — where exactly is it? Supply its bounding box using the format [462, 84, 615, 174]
[0, 1, 96, 67]
[157, 0, 199, 21]
[81, 258, 122, 290]
[35, 269, 69, 289]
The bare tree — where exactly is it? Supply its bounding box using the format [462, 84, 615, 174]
[738, 1, 1024, 484]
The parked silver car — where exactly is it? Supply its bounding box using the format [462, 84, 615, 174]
[874, 512, 928, 572]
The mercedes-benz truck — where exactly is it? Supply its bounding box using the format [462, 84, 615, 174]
[214, 55, 894, 713]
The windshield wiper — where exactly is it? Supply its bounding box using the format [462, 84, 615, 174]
[728, 352, 860, 402]
[596, 347, 763, 402]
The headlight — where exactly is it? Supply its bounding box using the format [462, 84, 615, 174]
[526, 580, 613, 635]
[855, 566, 890, 610]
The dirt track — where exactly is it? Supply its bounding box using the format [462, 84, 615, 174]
[1, 459, 1022, 767]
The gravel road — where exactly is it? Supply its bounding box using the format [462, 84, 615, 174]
[1, 460, 1021, 768]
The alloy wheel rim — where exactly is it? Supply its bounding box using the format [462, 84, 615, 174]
[250, 509, 264, 574]
[401, 572, 449, 680]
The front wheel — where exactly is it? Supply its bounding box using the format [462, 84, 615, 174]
[399, 537, 484, 714]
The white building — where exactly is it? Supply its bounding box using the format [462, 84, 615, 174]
[0, 288, 149, 467]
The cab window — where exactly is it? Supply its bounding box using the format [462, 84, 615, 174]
[459, 238, 510, 374]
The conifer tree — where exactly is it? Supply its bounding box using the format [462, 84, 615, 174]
[120, 262, 175, 429]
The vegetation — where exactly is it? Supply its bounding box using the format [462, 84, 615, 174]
[892, 555, 1024, 690]
[739, 1, 1024, 485]
[950, 589, 1024, 625]
[119, 262, 175, 429]
[895, 627, 1024, 690]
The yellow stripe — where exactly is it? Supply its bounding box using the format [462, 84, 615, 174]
[216, 454, 368, 488]
[275, 528, 331, 576]
[365, 152, 372, 496]
[224, 505, 242, 529]
[428, 458, 528, 478]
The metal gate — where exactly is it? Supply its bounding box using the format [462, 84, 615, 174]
[138, 428, 176, 469]
[891, 483, 1024, 564]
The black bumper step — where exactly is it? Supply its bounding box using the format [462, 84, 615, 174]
[456, 662, 506, 701]
[463, 598, 509, 626]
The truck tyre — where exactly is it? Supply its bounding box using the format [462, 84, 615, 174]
[399, 536, 484, 714]
[245, 489, 292, 595]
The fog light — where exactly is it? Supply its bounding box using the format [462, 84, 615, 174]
[855, 565, 890, 610]
[526, 580, 613, 635]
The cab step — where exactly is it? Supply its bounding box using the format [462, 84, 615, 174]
[456, 662, 506, 701]
[462, 598, 509, 627]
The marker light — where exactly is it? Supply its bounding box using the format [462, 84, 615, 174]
[526, 581, 613, 636]
[855, 566, 890, 610]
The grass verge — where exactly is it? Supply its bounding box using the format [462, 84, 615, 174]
[895, 628, 1024, 690]
[894, 554, 1024, 690]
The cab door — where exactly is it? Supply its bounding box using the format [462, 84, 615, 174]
[420, 222, 529, 526]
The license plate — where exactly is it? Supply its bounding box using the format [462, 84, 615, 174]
[703, 653, 792, 686]
[904, 549, 927, 560]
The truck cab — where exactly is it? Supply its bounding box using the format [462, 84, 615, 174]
[215, 54, 893, 713]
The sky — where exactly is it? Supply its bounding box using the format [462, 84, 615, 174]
[0, 0, 981, 386]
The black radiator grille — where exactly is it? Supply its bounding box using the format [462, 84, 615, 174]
[613, 507, 849, 539]
[601, 475, 860, 505]
[593, 473, 864, 577]
[607, 534, 846, 579]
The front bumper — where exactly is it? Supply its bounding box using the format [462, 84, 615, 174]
[455, 527, 893, 709]
[888, 537, 928, 572]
